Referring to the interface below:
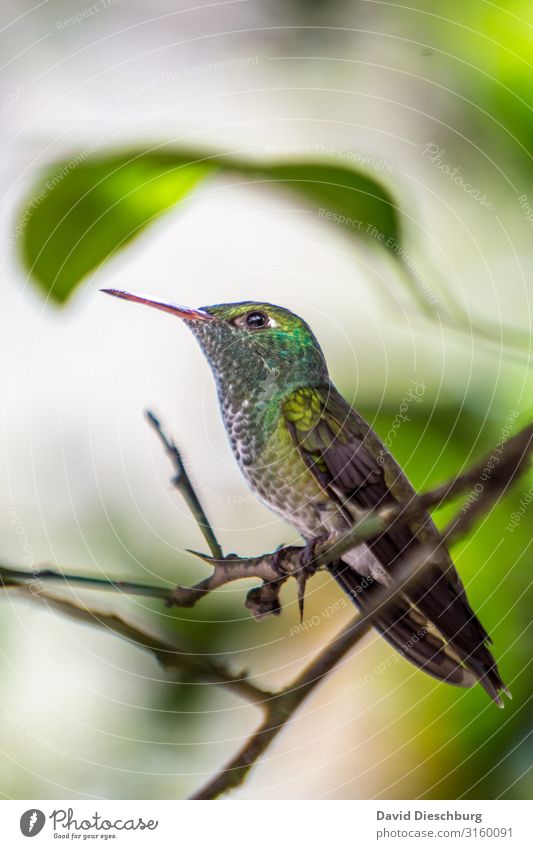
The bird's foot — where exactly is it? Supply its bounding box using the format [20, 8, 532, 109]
[271, 543, 302, 576]
[295, 535, 330, 622]
[300, 536, 325, 570]
[245, 580, 284, 620]
[267, 537, 331, 622]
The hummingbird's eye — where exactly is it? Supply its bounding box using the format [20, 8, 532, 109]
[245, 311, 268, 328]
[233, 310, 275, 330]
[232, 309, 278, 330]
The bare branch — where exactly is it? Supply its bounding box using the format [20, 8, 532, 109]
[191, 422, 533, 799]
[1, 420, 530, 801]
[192, 541, 439, 799]
[2, 423, 531, 617]
[175, 421, 533, 617]
[0, 565, 175, 601]
[146, 409, 223, 559]
[5, 583, 270, 707]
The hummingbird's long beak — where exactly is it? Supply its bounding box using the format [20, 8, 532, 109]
[101, 289, 214, 321]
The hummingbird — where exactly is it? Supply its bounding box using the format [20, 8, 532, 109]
[103, 289, 508, 706]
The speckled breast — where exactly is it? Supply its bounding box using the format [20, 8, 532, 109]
[221, 396, 346, 539]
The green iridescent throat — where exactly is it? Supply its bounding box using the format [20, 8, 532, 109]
[187, 301, 329, 447]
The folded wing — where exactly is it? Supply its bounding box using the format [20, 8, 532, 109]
[283, 385, 507, 705]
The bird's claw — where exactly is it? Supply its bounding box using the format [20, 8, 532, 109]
[271, 543, 301, 576]
[296, 570, 309, 623]
[263, 538, 328, 621]
[295, 535, 328, 622]
[245, 581, 283, 620]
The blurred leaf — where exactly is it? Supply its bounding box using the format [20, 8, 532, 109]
[239, 159, 398, 243]
[411, 1, 533, 181]
[486, 2, 533, 163]
[18, 148, 399, 304]
[19, 152, 214, 304]
[364, 400, 533, 799]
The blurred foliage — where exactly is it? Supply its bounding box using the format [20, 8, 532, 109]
[400, 1, 533, 182]
[364, 403, 533, 800]
[461, 0, 533, 165]
[12, 151, 533, 804]
[124, 401, 532, 800]
[19, 149, 399, 303]
[7, 0, 533, 802]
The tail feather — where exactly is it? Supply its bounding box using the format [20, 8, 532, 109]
[329, 558, 507, 706]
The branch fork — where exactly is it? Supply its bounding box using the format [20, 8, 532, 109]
[0, 412, 531, 800]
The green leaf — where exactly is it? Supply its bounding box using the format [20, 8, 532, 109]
[19, 152, 214, 304]
[18, 148, 400, 304]
[241, 160, 398, 246]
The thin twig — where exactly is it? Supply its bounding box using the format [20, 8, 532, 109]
[1, 421, 531, 801]
[192, 542, 439, 799]
[6, 584, 269, 707]
[1, 424, 531, 613]
[146, 410, 223, 559]
[190, 428, 533, 799]
[0, 566, 175, 600]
